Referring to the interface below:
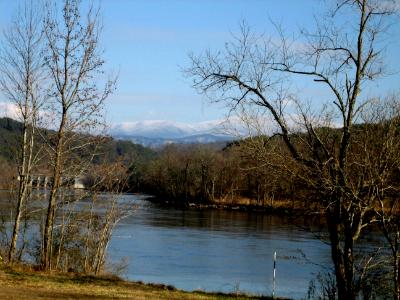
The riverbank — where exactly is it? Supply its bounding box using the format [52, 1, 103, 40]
[0, 265, 280, 300]
[146, 195, 321, 216]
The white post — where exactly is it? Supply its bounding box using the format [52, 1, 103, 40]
[273, 250, 276, 298]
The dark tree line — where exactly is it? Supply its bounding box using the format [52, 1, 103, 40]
[129, 141, 314, 209]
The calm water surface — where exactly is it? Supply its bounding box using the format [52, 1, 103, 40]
[109, 195, 332, 299]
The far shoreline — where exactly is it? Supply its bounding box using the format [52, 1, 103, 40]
[143, 194, 323, 217]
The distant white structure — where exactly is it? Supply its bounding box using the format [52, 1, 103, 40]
[18, 174, 86, 189]
[73, 176, 85, 189]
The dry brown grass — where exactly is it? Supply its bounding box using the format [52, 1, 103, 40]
[212, 196, 309, 211]
[0, 265, 276, 300]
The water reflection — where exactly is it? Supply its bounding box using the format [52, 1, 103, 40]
[0, 191, 383, 299]
[110, 198, 332, 299]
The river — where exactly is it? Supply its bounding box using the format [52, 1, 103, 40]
[109, 195, 332, 299]
[1, 191, 382, 299]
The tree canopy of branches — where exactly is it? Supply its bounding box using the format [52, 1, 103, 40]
[0, 0, 46, 263]
[41, 0, 115, 271]
[186, 1, 400, 299]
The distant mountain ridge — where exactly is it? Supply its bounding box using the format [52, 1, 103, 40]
[110, 120, 236, 147]
[115, 133, 234, 148]
[0, 116, 235, 150]
[0, 117, 155, 164]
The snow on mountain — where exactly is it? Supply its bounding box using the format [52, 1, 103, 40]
[110, 119, 230, 139]
[111, 120, 193, 139]
[110, 119, 236, 147]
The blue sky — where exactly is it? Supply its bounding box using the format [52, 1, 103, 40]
[1, 0, 399, 128]
[98, 0, 323, 125]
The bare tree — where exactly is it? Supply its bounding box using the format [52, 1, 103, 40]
[379, 203, 400, 300]
[90, 162, 132, 275]
[0, 0, 46, 263]
[186, 1, 398, 299]
[41, 0, 115, 271]
[47, 161, 133, 275]
[369, 97, 400, 300]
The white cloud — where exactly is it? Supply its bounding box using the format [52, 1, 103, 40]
[0, 101, 56, 127]
[0, 102, 20, 119]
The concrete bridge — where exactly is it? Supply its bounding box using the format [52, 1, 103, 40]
[18, 174, 85, 189]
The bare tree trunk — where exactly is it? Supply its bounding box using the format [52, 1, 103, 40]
[93, 202, 116, 275]
[94, 223, 110, 275]
[40, 0, 114, 270]
[17, 210, 30, 262]
[327, 213, 349, 300]
[9, 120, 29, 262]
[84, 197, 96, 273]
[42, 125, 64, 270]
[55, 190, 67, 270]
[0, 2, 44, 263]
[10, 109, 37, 262]
[393, 233, 400, 300]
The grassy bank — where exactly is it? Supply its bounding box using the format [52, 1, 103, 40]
[0, 265, 279, 300]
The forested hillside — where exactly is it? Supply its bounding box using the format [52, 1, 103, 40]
[0, 117, 297, 206]
[4, 116, 397, 211]
[0, 117, 156, 187]
[0, 117, 22, 162]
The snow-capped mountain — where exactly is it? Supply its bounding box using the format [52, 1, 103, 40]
[110, 120, 236, 147]
[111, 120, 195, 139]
